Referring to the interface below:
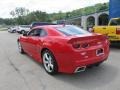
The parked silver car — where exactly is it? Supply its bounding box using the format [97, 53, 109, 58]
[17, 25, 30, 34]
[8, 26, 18, 33]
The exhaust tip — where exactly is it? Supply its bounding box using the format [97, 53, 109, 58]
[75, 66, 86, 73]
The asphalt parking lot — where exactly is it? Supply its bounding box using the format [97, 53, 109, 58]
[0, 31, 120, 90]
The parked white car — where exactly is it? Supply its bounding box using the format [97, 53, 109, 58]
[17, 25, 30, 34]
[8, 26, 17, 33]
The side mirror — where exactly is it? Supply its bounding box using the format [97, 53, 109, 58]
[23, 33, 27, 36]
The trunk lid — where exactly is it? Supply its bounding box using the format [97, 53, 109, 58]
[68, 34, 106, 49]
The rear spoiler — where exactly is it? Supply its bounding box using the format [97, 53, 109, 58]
[68, 35, 105, 43]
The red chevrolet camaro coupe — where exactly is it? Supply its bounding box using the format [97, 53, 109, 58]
[17, 25, 110, 75]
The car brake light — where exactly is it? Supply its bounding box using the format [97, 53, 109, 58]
[72, 43, 80, 49]
[82, 43, 89, 48]
[116, 28, 120, 34]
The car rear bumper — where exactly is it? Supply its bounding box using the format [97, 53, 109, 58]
[57, 54, 109, 74]
[55, 45, 109, 74]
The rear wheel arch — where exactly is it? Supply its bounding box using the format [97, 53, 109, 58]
[41, 48, 58, 75]
[41, 48, 52, 58]
[41, 48, 57, 64]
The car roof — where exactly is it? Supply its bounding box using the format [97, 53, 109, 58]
[30, 25, 68, 36]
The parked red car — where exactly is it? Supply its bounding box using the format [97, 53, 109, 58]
[17, 25, 110, 75]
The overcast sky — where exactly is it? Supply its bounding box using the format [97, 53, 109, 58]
[0, 0, 109, 18]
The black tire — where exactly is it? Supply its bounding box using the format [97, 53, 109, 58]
[18, 42, 25, 54]
[12, 30, 16, 33]
[42, 50, 58, 75]
[95, 61, 103, 67]
[21, 30, 25, 34]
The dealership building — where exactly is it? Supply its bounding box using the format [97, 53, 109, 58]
[64, 0, 120, 30]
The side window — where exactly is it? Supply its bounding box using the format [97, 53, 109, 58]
[28, 29, 41, 36]
[110, 20, 117, 26]
[28, 30, 35, 36]
[34, 29, 41, 36]
[27, 28, 47, 37]
[40, 29, 47, 37]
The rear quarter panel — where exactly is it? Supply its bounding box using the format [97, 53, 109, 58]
[42, 36, 71, 54]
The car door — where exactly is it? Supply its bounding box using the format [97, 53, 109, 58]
[20, 35, 29, 53]
[26, 29, 39, 56]
[34, 28, 48, 62]
[21, 29, 35, 55]
[27, 28, 47, 61]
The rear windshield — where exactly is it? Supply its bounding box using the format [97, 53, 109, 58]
[56, 25, 90, 36]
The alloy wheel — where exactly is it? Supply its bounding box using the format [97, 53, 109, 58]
[43, 52, 54, 73]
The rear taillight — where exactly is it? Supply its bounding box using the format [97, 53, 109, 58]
[72, 43, 80, 49]
[72, 43, 90, 49]
[116, 28, 120, 34]
[82, 43, 89, 48]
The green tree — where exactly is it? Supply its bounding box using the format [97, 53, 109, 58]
[10, 7, 29, 17]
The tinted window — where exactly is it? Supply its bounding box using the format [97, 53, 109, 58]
[110, 19, 120, 26]
[28, 29, 41, 36]
[40, 29, 47, 37]
[34, 29, 41, 36]
[28, 30, 35, 36]
[28, 29, 47, 37]
[56, 25, 90, 36]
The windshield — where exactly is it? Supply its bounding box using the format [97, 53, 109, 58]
[56, 25, 90, 36]
[110, 19, 120, 26]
